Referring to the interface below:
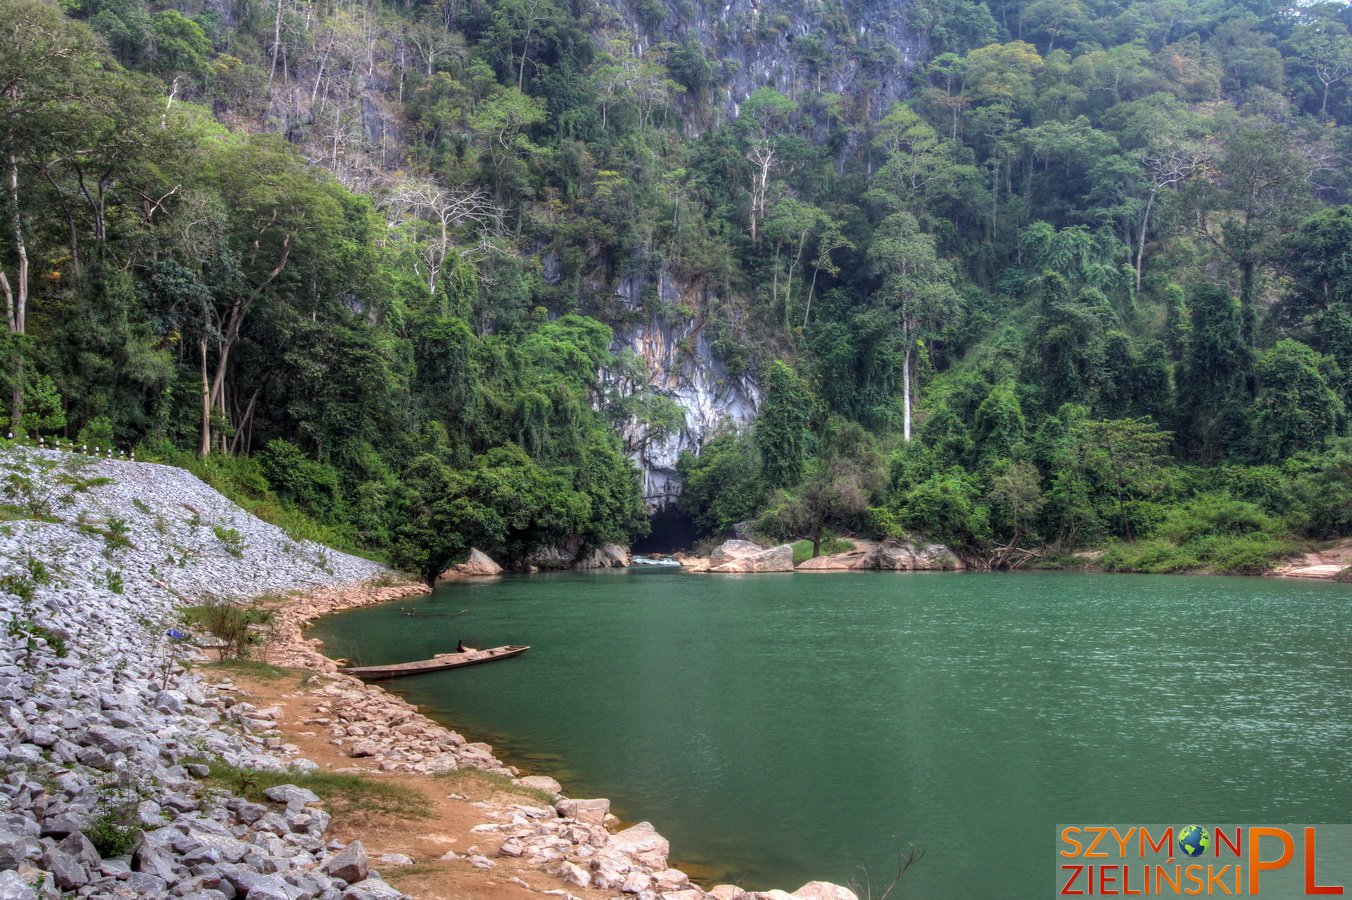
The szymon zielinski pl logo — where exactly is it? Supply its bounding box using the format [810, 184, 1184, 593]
[1057, 825, 1352, 896]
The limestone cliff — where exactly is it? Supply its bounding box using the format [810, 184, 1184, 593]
[603, 269, 761, 509]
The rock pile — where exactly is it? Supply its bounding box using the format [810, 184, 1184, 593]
[0, 446, 862, 900]
[0, 447, 409, 898]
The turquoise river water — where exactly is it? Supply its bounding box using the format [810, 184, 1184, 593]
[309, 571, 1352, 896]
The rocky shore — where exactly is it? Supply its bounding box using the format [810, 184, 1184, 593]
[0, 446, 859, 900]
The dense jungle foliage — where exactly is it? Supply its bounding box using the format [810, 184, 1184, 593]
[2, 0, 1352, 574]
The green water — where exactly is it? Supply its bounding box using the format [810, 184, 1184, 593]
[309, 571, 1352, 896]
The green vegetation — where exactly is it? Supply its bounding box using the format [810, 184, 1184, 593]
[437, 769, 556, 807]
[2, 0, 1352, 573]
[202, 659, 292, 680]
[791, 537, 855, 566]
[180, 599, 273, 660]
[200, 760, 430, 820]
[84, 798, 140, 858]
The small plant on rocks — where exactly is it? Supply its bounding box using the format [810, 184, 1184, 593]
[3, 581, 68, 663]
[181, 597, 273, 660]
[102, 516, 131, 554]
[1, 449, 112, 519]
[212, 524, 245, 557]
[104, 569, 124, 594]
[85, 795, 140, 858]
[23, 555, 49, 585]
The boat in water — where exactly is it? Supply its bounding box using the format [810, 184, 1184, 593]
[340, 644, 529, 680]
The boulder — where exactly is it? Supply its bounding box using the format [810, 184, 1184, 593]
[709, 540, 765, 569]
[851, 538, 963, 571]
[452, 549, 504, 577]
[515, 775, 562, 796]
[711, 544, 795, 574]
[709, 886, 751, 900]
[793, 883, 860, 900]
[321, 840, 368, 884]
[574, 543, 631, 569]
[607, 821, 669, 870]
[555, 798, 610, 825]
[795, 555, 852, 571]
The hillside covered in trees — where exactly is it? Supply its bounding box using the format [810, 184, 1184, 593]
[2, 0, 1352, 574]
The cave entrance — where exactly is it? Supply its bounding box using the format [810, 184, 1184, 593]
[633, 505, 699, 555]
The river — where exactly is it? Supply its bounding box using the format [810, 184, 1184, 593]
[309, 570, 1352, 896]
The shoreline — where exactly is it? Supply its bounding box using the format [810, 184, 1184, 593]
[269, 577, 854, 900]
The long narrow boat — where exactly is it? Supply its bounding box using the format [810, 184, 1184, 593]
[340, 644, 529, 681]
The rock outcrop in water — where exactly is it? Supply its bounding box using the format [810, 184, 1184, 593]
[851, 538, 964, 571]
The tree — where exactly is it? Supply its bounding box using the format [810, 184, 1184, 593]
[1068, 417, 1171, 541]
[736, 88, 795, 244]
[1253, 339, 1345, 461]
[676, 432, 766, 536]
[986, 462, 1044, 565]
[1289, 19, 1352, 118]
[384, 178, 501, 295]
[756, 360, 815, 489]
[196, 135, 346, 456]
[1177, 285, 1249, 462]
[0, 0, 106, 431]
[867, 104, 968, 222]
[761, 458, 882, 557]
[868, 212, 961, 440]
[1192, 126, 1321, 349]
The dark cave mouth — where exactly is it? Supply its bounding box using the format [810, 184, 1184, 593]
[632, 505, 699, 555]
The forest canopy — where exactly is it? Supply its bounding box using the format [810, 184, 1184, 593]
[2, 0, 1351, 575]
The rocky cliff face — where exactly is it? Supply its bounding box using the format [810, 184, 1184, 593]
[601, 0, 924, 133]
[604, 271, 760, 509]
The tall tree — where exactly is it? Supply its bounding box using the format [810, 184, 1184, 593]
[868, 212, 961, 441]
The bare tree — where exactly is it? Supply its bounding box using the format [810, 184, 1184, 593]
[1135, 140, 1208, 293]
[384, 178, 502, 295]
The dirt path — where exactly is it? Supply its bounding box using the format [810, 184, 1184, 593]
[1270, 538, 1352, 579]
[204, 665, 614, 900]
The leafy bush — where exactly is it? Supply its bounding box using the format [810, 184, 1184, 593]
[258, 440, 345, 523]
[180, 598, 273, 660]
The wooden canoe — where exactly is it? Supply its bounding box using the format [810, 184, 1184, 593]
[340, 644, 529, 680]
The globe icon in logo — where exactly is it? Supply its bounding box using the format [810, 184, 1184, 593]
[1179, 825, 1210, 858]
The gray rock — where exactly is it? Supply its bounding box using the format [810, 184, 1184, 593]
[708, 540, 765, 568]
[555, 797, 610, 825]
[230, 871, 300, 900]
[321, 840, 368, 884]
[710, 543, 794, 573]
[133, 843, 179, 883]
[0, 870, 35, 900]
[339, 879, 404, 900]
[263, 785, 321, 807]
[55, 832, 100, 869]
[40, 845, 89, 890]
[136, 800, 166, 829]
[152, 691, 183, 713]
[850, 538, 963, 571]
[226, 799, 268, 825]
[608, 821, 670, 870]
[127, 870, 169, 891]
[0, 829, 41, 867]
[514, 775, 562, 796]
